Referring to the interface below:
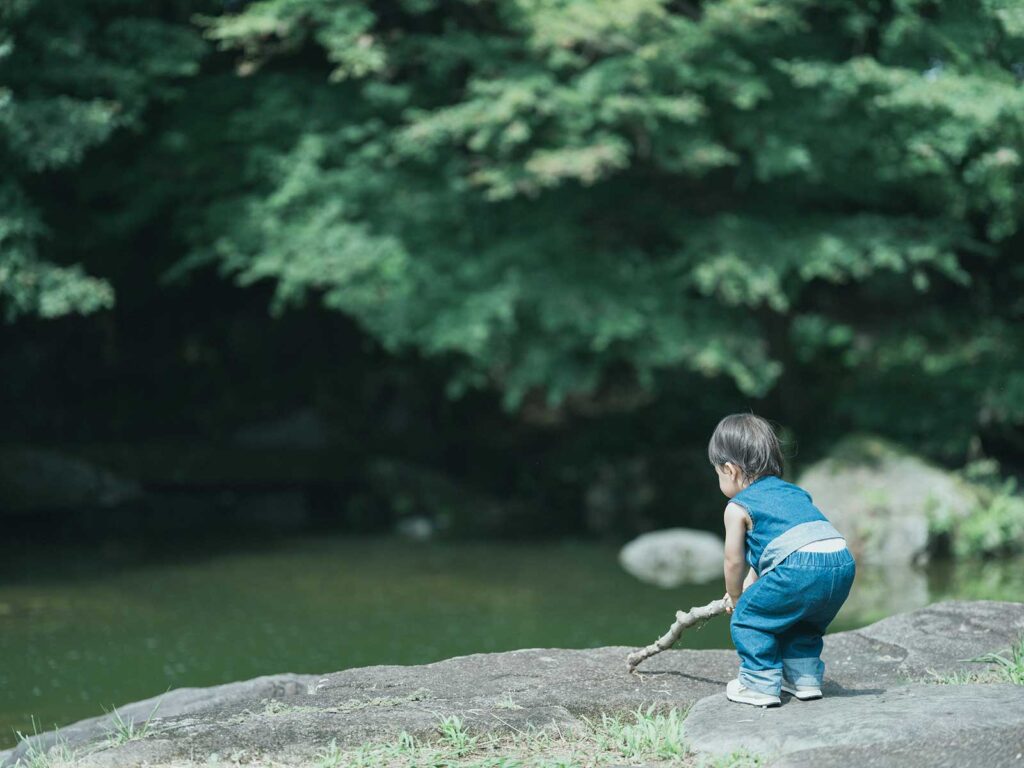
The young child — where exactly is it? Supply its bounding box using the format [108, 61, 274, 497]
[709, 413, 855, 707]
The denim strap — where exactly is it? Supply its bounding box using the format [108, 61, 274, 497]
[757, 520, 844, 576]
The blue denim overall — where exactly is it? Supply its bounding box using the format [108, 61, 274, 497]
[728, 476, 856, 696]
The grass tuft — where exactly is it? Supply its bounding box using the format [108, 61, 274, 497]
[967, 632, 1024, 685]
[314, 739, 345, 768]
[920, 634, 1024, 686]
[12, 719, 75, 768]
[101, 697, 163, 746]
[494, 692, 524, 711]
[438, 714, 479, 756]
[922, 667, 1002, 685]
[582, 703, 689, 760]
[700, 749, 767, 768]
[15, 699, 767, 768]
[301, 705, 707, 767]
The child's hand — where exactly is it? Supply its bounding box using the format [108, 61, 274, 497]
[723, 592, 735, 614]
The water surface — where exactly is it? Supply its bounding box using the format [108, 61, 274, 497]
[2, 535, 1021, 748]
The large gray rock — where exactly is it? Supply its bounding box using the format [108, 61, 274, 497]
[619, 527, 724, 587]
[770, 729, 1024, 768]
[4, 646, 739, 768]
[4, 601, 1022, 768]
[232, 408, 330, 449]
[0, 446, 142, 514]
[3, 675, 316, 766]
[797, 436, 977, 566]
[394, 515, 436, 541]
[685, 684, 1024, 766]
[845, 598, 1024, 677]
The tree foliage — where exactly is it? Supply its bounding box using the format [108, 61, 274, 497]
[3, 0, 1023, 458]
[0, 0, 204, 319]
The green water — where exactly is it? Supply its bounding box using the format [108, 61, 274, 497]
[1, 535, 1022, 749]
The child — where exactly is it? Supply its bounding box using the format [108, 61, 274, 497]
[708, 413, 855, 707]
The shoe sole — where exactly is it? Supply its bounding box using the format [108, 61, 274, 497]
[781, 684, 822, 700]
[726, 691, 781, 707]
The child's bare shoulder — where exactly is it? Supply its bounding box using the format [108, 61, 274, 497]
[724, 501, 752, 528]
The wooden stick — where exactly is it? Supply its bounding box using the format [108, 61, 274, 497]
[625, 599, 727, 674]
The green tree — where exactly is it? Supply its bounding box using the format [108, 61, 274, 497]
[4, 0, 1023, 460]
[0, 0, 204, 320]
[177, 0, 1024, 455]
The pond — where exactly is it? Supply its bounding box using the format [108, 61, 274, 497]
[1, 534, 1021, 749]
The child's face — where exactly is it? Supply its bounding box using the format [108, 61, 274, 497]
[715, 463, 745, 498]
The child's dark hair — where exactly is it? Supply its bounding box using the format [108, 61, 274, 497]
[707, 413, 784, 480]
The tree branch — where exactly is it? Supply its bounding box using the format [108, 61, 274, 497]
[625, 599, 727, 674]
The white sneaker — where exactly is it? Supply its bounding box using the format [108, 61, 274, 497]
[781, 679, 822, 700]
[726, 678, 781, 707]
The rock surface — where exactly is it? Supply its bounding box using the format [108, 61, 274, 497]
[770, 729, 1024, 768]
[0, 675, 316, 766]
[686, 684, 1024, 763]
[797, 435, 977, 566]
[619, 528, 724, 586]
[3, 600, 1023, 768]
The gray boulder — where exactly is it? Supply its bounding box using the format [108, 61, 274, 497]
[0, 446, 142, 514]
[394, 515, 436, 541]
[232, 408, 330, 449]
[2, 674, 315, 767]
[797, 435, 977, 565]
[6, 600, 1022, 768]
[619, 527, 724, 587]
[686, 684, 1024, 767]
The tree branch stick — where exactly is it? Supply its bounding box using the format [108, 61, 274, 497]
[625, 599, 727, 674]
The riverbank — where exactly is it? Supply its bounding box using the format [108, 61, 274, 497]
[5, 600, 1023, 768]
[4, 535, 1024, 750]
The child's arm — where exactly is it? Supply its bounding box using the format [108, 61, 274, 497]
[723, 502, 751, 606]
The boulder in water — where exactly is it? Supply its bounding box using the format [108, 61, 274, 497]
[0, 446, 142, 514]
[619, 527, 723, 587]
